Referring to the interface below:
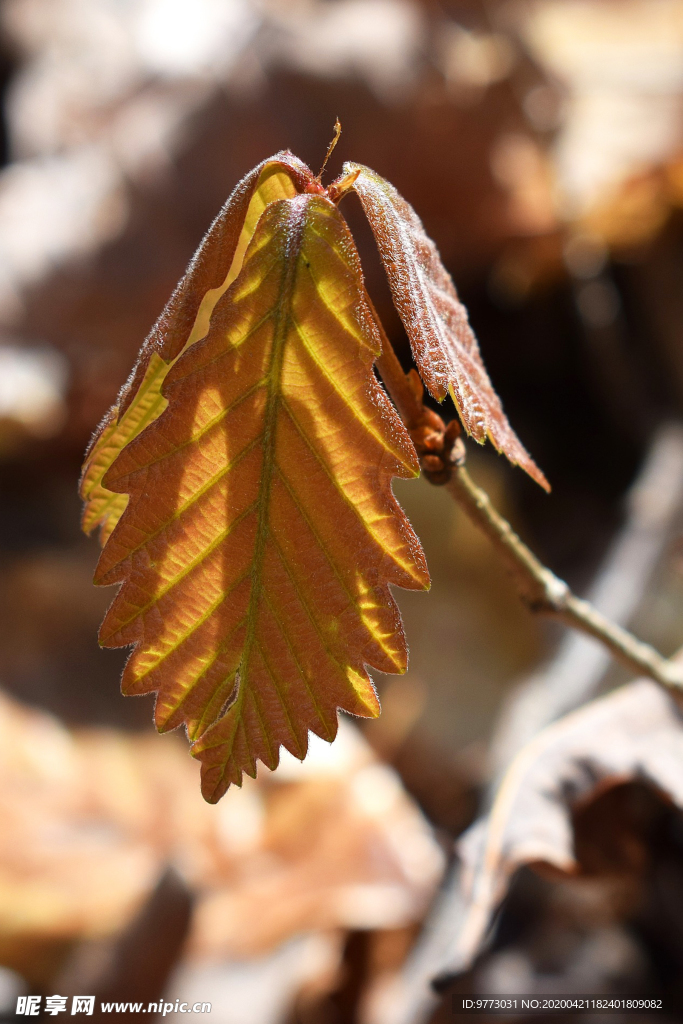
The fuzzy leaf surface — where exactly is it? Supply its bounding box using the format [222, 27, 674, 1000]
[344, 162, 549, 491]
[95, 193, 429, 802]
[80, 152, 312, 544]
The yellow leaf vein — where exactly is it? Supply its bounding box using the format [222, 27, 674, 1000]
[280, 400, 418, 584]
[108, 500, 258, 631]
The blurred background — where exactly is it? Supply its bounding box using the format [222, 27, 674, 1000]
[3, 0, 683, 1020]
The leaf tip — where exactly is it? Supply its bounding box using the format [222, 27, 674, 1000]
[446, 384, 551, 492]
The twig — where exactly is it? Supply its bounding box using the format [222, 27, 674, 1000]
[374, 339, 683, 693]
[489, 421, 683, 776]
[447, 464, 683, 690]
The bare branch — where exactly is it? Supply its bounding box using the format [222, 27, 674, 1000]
[490, 421, 683, 774]
[447, 464, 683, 691]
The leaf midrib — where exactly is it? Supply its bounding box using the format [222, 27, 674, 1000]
[229, 199, 308, 735]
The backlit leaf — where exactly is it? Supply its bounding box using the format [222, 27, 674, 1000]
[344, 162, 549, 491]
[94, 193, 429, 802]
[80, 151, 313, 544]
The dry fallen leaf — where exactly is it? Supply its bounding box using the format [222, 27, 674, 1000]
[0, 689, 443, 979]
[449, 678, 683, 974]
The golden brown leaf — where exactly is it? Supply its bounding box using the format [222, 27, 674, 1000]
[95, 193, 429, 801]
[80, 151, 313, 544]
[343, 162, 549, 491]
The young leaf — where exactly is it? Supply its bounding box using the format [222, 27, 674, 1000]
[80, 151, 313, 545]
[94, 193, 429, 802]
[343, 162, 549, 491]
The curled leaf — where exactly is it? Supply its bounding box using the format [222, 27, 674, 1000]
[450, 678, 683, 974]
[344, 162, 549, 490]
[95, 193, 429, 801]
[80, 151, 313, 544]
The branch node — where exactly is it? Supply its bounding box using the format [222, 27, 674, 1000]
[540, 570, 571, 609]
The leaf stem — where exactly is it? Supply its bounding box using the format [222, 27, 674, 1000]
[374, 328, 683, 693]
[373, 313, 422, 427]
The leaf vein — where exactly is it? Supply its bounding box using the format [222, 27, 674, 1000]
[108, 501, 258, 632]
[280, 399, 419, 583]
[261, 588, 329, 740]
[289, 315, 414, 472]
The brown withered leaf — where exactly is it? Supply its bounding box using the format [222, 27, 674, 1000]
[94, 191, 429, 802]
[80, 151, 312, 545]
[0, 686, 443, 982]
[446, 678, 683, 975]
[190, 723, 445, 958]
[344, 162, 549, 490]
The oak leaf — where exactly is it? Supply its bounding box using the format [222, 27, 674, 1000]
[82, 148, 547, 799]
[344, 162, 549, 490]
[93, 190, 428, 802]
[80, 151, 312, 545]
